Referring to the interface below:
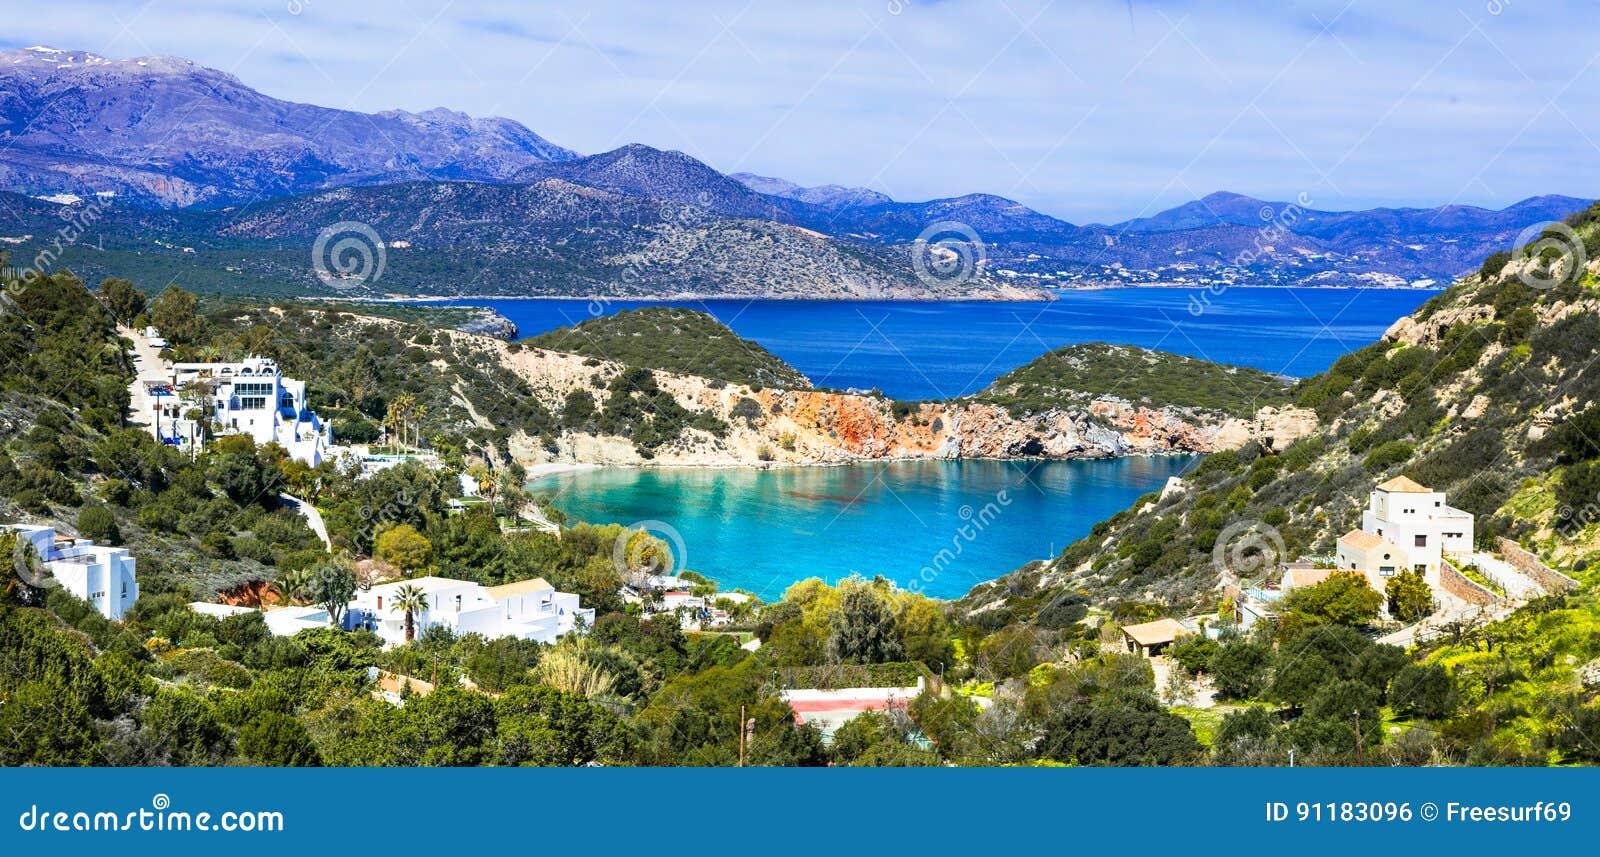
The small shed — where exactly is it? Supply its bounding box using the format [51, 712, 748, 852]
[1121, 618, 1189, 658]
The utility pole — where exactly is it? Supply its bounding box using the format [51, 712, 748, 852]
[737, 704, 746, 767]
[1353, 709, 1364, 765]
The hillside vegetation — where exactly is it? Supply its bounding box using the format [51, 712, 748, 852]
[525, 307, 810, 389]
[976, 342, 1293, 418]
[963, 201, 1600, 621]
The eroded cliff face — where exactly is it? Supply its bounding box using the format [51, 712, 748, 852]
[484, 335, 1316, 469]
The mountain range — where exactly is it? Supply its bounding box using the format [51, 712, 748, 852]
[0, 45, 1590, 297]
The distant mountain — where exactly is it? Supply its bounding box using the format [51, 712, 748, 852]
[515, 145, 786, 220]
[0, 46, 575, 208]
[0, 184, 1050, 301]
[0, 47, 1588, 294]
[730, 172, 892, 211]
[1049, 191, 1596, 287]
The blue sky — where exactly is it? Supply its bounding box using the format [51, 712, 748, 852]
[8, 0, 1600, 222]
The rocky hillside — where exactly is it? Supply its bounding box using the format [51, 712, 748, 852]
[957, 202, 1600, 623]
[0, 185, 1050, 301]
[486, 308, 1311, 467]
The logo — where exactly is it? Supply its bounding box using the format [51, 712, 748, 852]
[311, 221, 387, 291]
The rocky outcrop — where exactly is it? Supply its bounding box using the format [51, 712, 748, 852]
[452, 308, 518, 340]
[1384, 304, 1495, 347]
[485, 332, 1315, 469]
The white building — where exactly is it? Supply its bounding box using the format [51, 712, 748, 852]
[152, 356, 332, 465]
[5, 524, 138, 619]
[349, 575, 594, 647]
[1334, 476, 1475, 591]
[186, 602, 332, 636]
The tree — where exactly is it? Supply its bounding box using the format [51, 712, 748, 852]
[978, 624, 1041, 679]
[148, 285, 202, 344]
[375, 523, 432, 573]
[1208, 640, 1272, 699]
[1291, 679, 1382, 758]
[208, 435, 281, 505]
[98, 277, 146, 326]
[1283, 572, 1382, 626]
[139, 687, 230, 765]
[238, 712, 323, 766]
[828, 583, 903, 664]
[1386, 571, 1433, 622]
[1038, 700, 1201, 766]
[909, 691, 980, 760]
[390, 583, 429, 643]
[830, 711, 899, 765]
[308, 560, 358, 628]
[392, 687, 498, 766]
[1390, 664, 1459, 720]
[77, 505, 121, 545]
[0, 679, 99, 765]
[896, 595, 954, 670]
[494, 685, 634, 766]
[1271, 653, 1333, 709]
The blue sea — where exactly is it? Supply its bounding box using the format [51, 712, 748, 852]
[430, 286, 1432, 399]
[475, 287, 1431, 599]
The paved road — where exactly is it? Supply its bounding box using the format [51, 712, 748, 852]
[120, 324, 170, 433]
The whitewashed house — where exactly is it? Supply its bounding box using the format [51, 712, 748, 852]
[4, 524, 138, 619]
[349, 575, 594, 647]
[1333, 476, 1475, 591]
[155, 356, 332, 465]
[186, 601, 351, 637]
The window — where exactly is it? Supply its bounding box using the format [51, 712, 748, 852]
[1379, 566, 1395, 576]
[377, 596, 383, 611]
[1414, 564, 1427, 574]
[1414, 535, 1427, 547]
[454, 594, 462, 612]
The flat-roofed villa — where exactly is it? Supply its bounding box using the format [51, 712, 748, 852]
[152, 356, 332, 465]
[1326, 476, 1474, 592]
[349, 575, 595, 647]
[4, 524, 138, 619]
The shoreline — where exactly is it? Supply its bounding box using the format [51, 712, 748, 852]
[310, 283, 1446, 305]
[525, 450, 1205, 480]
[523, 462, 602, 480]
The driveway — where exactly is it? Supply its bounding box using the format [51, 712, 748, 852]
[280, 493, 332, 550]
[120, 324, 170, 433]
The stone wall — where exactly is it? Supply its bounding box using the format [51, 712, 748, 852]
[1439, 559, 1498, 606]
[1497, 538, 1579, 594]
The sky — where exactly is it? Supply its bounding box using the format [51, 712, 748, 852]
[6, 0, 1600, 223]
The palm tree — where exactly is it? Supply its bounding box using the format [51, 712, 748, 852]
[275, 567, 313, 605]
[391, 583, 429, 643]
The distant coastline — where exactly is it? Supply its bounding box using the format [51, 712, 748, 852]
[316, 282, 1446, 304]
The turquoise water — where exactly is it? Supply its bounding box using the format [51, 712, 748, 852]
[534, 456, 1199, 600]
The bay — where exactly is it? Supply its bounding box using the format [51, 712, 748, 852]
[534, 456, 1200, 601]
